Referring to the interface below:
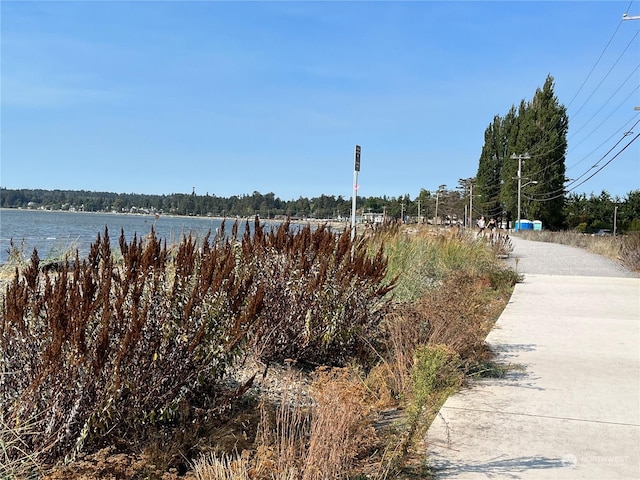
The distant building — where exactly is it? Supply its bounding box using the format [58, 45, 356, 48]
[362, 212, 385, 225]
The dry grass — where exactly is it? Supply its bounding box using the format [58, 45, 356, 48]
[192, 366, 377, 480]
[621, 232, 640, 272]
[0, 413, 47, 479]
[192, 452, 255, 480]
[302, 367, 376, 480]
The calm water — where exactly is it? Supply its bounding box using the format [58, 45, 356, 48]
[0, 209, 257, 264]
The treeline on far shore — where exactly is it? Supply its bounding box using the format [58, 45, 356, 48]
[1, 187, 639, 232]
[1, 188, 356, 220]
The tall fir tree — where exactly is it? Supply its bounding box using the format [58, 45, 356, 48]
[476, 115, 505, 221]
[476, 75, 568, 229]
[518, 76, 568, 228]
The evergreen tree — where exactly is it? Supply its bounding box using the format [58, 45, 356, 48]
[516, 76, 568, 228]
[496, 105, 520, 221]
[476, 115, 505, 220]
[477, 75, 568, 229]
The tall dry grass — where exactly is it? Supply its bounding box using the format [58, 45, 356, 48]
[373, 227, 513, 304]
[0, 413, 47, 479]
[345, 226, 519, 476]
[192, 366, 376, 480]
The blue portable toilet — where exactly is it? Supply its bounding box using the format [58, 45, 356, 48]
[514, 219, 534, 231]
[533, 220, 542, 231]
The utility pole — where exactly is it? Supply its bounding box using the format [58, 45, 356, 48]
[511, 153, 530, 231]
[434, 184, 446, 227]
[400, 202, 405, 223]
[417, 199, 421, 224]
[469, 184, 473, 228]
[614, 205, 618, 236]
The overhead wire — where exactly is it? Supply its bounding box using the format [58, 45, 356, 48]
[565, 3, 627, 111]
[525, 122, 640, 199]
[515, 97, 638, 197]
[469, 2, 638, 212]
[479, 14, 639, 197]
[567, 65, 639, 144]
[523, 29, 638, 177]
[523, 131, 640, 202]
[567, 27, 639, 120]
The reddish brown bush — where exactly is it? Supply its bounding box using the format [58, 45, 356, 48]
[1, 225, 262, 463]
[0, 218, 395, 466]
[246, 220, 396, 367]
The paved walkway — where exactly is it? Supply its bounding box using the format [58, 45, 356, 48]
[426, 236, 640, 479]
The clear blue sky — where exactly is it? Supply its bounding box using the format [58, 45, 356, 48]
[1, 0, 639, 201]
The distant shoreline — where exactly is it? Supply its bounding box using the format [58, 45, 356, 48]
[0, 207, 349, 230]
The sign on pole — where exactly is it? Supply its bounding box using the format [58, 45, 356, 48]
[351, 145, 361, 242]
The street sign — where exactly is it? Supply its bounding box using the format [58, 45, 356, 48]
[354, 145, 361, 171]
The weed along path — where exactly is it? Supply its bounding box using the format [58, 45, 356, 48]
[426, 236, 640, 479]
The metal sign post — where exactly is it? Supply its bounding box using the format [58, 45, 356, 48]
[351, 145, 361, 241]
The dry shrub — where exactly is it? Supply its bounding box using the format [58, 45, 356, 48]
[302, 367, 376, 480]
[380, 268, 511, 403]
[0, 217, 394, 467]
[380, 308, 425, 399]
[415, 271, 501, 362]
[247, 220, 396, 367]
[621, 232, 640, 272]
[0, 225, 263, 463]
[193, 367, 376, 480]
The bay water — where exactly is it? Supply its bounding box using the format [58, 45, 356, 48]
[0, 209, 256, 264]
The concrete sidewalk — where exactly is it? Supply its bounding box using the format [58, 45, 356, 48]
[426, 256, 640, 478]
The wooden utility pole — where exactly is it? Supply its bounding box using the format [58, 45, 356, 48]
[511, 153, 531, 231]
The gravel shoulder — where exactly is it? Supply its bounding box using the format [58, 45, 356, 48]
[504, 235, 638, 278]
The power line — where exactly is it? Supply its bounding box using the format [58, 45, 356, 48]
[472, 5, 639, 204]
[568, 28, 640, 120]
[526, 123, 639, 200]
[524, 132, 640, 202]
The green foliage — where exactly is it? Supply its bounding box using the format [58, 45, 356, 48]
[576, 222, 588, 233]
[409, 345, 462, 417]
[628, 218, 640, 232]
[404, 345, 462, 454]
[476, 75, 568, 229]
[565, 190, 640, 233]
[4, 185, 639, 232]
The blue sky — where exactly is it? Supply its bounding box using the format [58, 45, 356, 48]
[1, 0, 639, 201]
